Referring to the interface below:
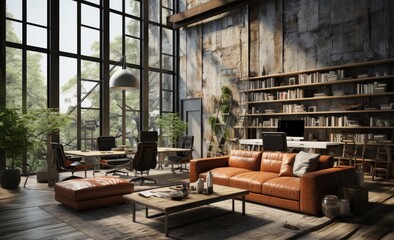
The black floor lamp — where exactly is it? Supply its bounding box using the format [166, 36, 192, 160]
[110, 56, 139, 145]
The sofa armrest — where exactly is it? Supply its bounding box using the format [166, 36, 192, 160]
[189, 156, 230, 182]
[300, 166, 355, 215]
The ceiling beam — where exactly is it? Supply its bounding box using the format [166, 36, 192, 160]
[167, 0, 248, 29]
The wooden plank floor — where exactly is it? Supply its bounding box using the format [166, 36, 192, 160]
[0, 170, 393, 239]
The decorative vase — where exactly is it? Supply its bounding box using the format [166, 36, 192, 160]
[339, 199, 350, 217]
[181, 184, 189, 198]
[321, 195, 340, 218]
[355, 167, 364, 186]
[196, 178, 204, 194]
[206, 171, 213, 194]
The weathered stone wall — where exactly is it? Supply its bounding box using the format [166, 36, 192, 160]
[179, 0, 394, 156]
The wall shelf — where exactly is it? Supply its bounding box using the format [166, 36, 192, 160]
[238, 58, 394, 144]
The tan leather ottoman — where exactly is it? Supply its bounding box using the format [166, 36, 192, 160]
[54, 176, 134, 211]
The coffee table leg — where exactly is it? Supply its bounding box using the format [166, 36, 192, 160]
[232, 199, 235, 212]
[132, 203, 136, 222]
[165, 213, 169, 237]
[242, 196, 245, 216]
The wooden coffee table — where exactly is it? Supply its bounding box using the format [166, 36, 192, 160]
[123, 184, 249, 237]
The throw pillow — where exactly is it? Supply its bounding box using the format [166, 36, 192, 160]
[278, 154, 296, 177]
[293, 151, 320, 177]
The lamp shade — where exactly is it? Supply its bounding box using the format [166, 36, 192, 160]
[110, 69, 139, 90]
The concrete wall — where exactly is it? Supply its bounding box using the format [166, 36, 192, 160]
[179, 0, 394, 155]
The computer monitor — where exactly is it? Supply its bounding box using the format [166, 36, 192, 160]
[277, 120, 305, 140]
[262, 132, 287, 152]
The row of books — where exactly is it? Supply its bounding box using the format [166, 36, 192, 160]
[283, 104, 306, 113]
[248, 78, 275, 89]
[277, 89, 305, 100]
[356, 82, 387, 94]
[330, 133, 389, 143]
[247, 92, 274, 102]
[298, 70, 344, 84]
[303, 116, 359, 127]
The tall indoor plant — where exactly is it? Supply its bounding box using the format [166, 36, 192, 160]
[156, 113, 188, 147]
[0, 108, 36, 188]
[27, 108, 71, 184]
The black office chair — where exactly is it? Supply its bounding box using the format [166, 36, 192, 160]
[51, 142, 87, 181]
[131, 141, 158, 185]
[97, 136, 132, 176]
[167, 135, 194, 174]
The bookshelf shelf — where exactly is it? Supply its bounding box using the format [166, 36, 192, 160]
[238, 58, 394, 144]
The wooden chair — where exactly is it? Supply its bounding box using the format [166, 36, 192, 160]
[372, 144, 392, 180]
[336, 134, 358, 166]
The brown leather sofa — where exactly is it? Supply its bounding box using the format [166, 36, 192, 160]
[190, 150, 355, 215]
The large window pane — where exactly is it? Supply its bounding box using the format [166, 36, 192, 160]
[149, 25, 160, 68]
[162, 54, 173, 71]
[162, 28, 173, 55]
[60, 56, 78, 149]
[110, 0, 123, 11]
[126, 0, 140, 17]
[5, 0, 22, 20]
[6, 20, 22, 44]
[126, 17, 140, 37]
[110, 13, 122, 61]
[81, 60, 100, 80]
[27, 51, 47, 109]
[81, 80, 100, 108]
[149, 71, 160, 125]
[149, 0, 159, 23]
[82, 3, 100, 28]
[81, 27, 100, 57]
[162, 91, 173, 112]
[60, 0, 77, 53]
[162, 0, 174, 9]
[59, 57, 77, 114]
[27, 25, 47, 48]
[125, 37, 140, 65]
[5, 47, 22, 108]
[161, 7, 173, 25]
[81, 109, 100, 151]
[162, 73, 173, 91]
[27, 0, 47, 26]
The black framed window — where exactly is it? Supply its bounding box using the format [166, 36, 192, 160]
[2, 0, 178, 172]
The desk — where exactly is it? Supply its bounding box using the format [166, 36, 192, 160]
[64, 150, 130, 172]
[157, 147, 192, 170]
[238, 139, 340, 152]
[66, 148, 191, 171]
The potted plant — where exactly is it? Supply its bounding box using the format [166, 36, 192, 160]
[27, 109, 71, 183]
[0, 108, 37, 189]
[156, 113, 187, 147]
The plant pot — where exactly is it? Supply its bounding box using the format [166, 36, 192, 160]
[0, 169, 21, 189]
[36, 168, 59, 183]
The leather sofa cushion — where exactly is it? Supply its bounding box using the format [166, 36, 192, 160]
[228, 150, 262, 171]
[260, 152, 288, 173]
[54, 176, 134, 201]
[229, 171, 278, 193]
[200, 167, 252, 186]
[317, 155, 335, 170]
[279, 153, 296, 177]
[262, 177, 300, 201]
